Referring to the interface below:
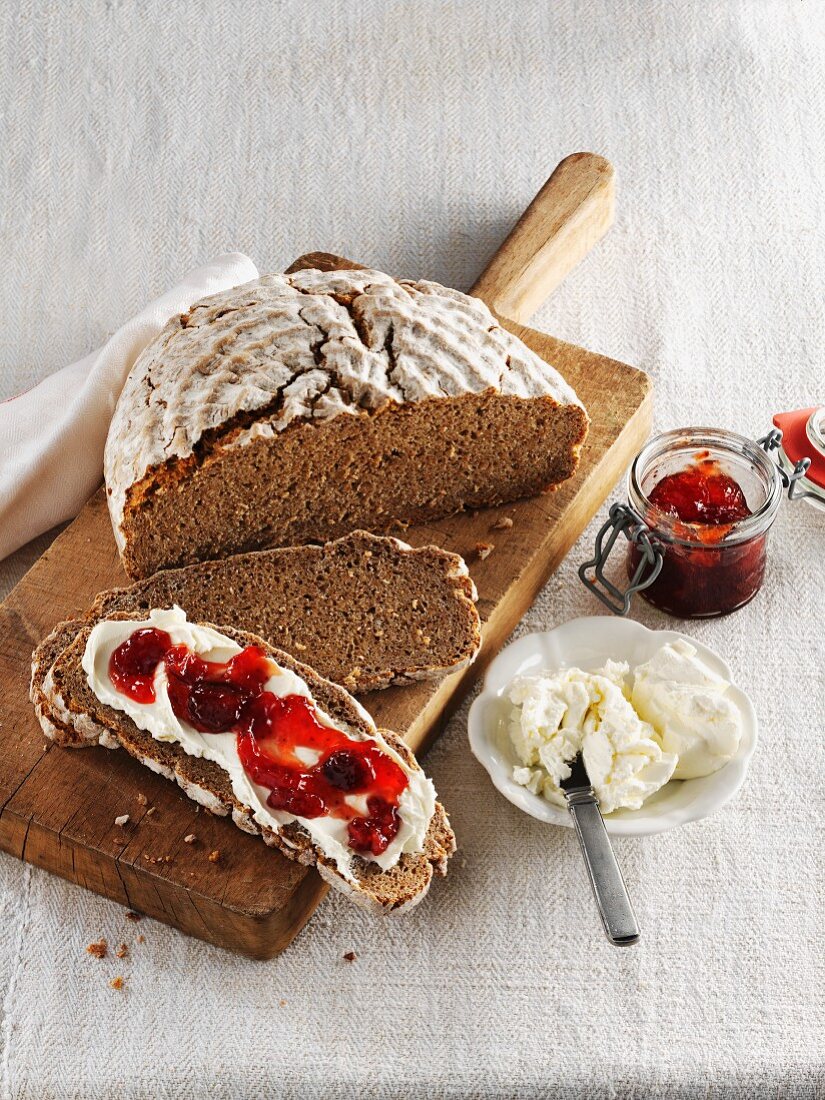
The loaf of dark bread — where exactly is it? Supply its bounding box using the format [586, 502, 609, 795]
[105, 268, 588, 577]
[31, 617, 456, 914]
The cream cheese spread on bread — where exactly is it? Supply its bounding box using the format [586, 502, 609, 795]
[82, 607, 436, 881]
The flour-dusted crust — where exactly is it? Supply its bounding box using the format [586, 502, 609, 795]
[105, 268, 586, 555]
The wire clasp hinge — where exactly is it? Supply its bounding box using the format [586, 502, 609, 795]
[757, 429, 812, 501]
[577, 503, 664, 616]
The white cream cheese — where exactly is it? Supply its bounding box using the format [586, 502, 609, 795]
[82, 607, 436, 882]
[631, 639, 742, 779]
[508, 661, 678, 814]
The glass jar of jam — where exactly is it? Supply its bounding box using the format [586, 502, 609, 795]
[625, 429, 783, 617]
[579, 427, 787, 619]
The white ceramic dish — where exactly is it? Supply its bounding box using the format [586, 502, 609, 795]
[467, 617, 758, 836]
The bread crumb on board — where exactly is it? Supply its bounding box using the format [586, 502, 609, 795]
[208, 849, 222, 863]
[86, 939, 107, 960]
[114, 814, 130, 827]
[136, 793, 148, 807]
[491, 516, 514, 530]
[184, 833, 197, 844]
[475, 542, 495, 560]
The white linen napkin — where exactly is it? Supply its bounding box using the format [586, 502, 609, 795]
[0, 253, 259, 562]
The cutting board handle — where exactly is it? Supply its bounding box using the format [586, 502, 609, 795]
[469, 152, 615, 324]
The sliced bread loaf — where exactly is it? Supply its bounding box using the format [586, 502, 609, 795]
[86, 531, 480, 692]
[32, 614, 456, 914]
[105, 267, 588, 577]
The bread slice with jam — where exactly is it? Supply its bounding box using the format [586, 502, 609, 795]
[31, 613, 455, 914]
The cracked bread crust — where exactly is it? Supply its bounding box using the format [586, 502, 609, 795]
[32, 617, 456, 914]
[104, 267, 588, 574]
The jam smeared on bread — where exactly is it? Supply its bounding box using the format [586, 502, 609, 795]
[238, 699, 406, 854]
[109, 628, 172, 703]
[108, 625, 408, 854]
[31, 608, 455, 910]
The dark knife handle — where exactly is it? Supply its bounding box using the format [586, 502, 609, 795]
[566, 793, 640, 946]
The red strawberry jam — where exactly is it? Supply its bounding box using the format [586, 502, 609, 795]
[648, 459, 751, 525]
[109, 628, 173, 703]
[628, 455, 762, 618]
[107, 629, 409, 854]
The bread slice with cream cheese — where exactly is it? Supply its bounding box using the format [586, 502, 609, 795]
[31, 613, 455, 914]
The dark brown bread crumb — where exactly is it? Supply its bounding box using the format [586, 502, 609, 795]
[87, 939, 107, 960]
[120, 392, 587, 578]
[343, 951, 357, 962]
[115, 944, 129, 959]
[88, 531, 480, 693]
[475, 542, 494, 560]
[125, 911, 142, 922]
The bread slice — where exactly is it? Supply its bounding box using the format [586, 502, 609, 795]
[105, 267, 588, 577]
[84, 531, 480, 693]
[30, 619, 86, 743]
[31, 617, 456, 913]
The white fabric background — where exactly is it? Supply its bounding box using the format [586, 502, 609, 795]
[1, 1, 823, 1097]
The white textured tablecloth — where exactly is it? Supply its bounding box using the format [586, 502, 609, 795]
[1, 2, 823, 1097]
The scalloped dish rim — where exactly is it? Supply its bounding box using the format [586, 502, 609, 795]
[467, 616, 758, 837]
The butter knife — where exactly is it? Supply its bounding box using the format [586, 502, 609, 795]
[560, 754, 640, 946]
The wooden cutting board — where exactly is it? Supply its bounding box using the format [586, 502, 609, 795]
[0, 154, 651, 958]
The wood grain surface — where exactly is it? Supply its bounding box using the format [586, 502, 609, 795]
[470, 153, 615, 324]
[0, 157, 652, 958]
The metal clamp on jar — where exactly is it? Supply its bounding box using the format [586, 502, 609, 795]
[579, 409, 823, 619]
